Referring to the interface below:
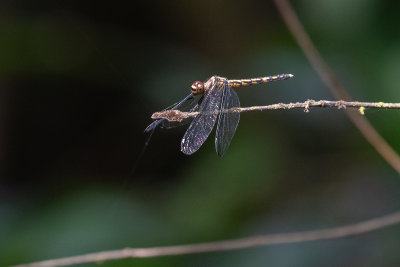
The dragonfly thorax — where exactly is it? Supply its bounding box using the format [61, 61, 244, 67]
[191, 81, 204, 95]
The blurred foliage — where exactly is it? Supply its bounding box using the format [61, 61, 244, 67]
[2, 0, 400, 266]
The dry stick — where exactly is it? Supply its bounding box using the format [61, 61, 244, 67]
[12, 211, 400, 267]
[273, 0, 400, 174]
[150, 100, 400, 122]
[12, 2, 400, 267]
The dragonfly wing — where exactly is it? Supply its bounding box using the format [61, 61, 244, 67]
[144, 93, 196, 132]
[215, 86, 240, 157]
[181, 80, 225, 155]
[144, 118, 163, 133]
[159, 95, 202, 129]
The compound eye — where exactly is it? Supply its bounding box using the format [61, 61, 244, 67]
[191, 81, 203, 89]
[191, 81, 204, 95]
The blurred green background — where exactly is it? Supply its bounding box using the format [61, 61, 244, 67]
[2, 0, 400, 266]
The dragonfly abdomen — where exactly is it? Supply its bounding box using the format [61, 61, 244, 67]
[228, 74, 293, 87]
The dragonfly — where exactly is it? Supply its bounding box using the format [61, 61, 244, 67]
[145, 73, 294, 156]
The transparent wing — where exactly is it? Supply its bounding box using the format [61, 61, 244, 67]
[159, 95, 203, 129]
[181, 80, 225, 155]
[145, 94, 199, 132]
[215, 86, 240, 157]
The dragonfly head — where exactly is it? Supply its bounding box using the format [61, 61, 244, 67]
[191, 81, 204, 95]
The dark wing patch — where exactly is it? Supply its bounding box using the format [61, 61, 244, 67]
[215, 86, 240, 157]
[181, 80, 225, 155]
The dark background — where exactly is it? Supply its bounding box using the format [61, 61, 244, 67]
[2, 1, 400, 266]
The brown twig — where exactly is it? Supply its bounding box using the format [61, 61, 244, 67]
[12, 211, 400, 267]
[273, 0, 400, 174]
[151, 99, 400, 122]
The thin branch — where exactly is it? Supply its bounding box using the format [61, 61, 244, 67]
[12, 211, 400, 267]
[273, 0, 400, 174]
[151, 100, 400, 122]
